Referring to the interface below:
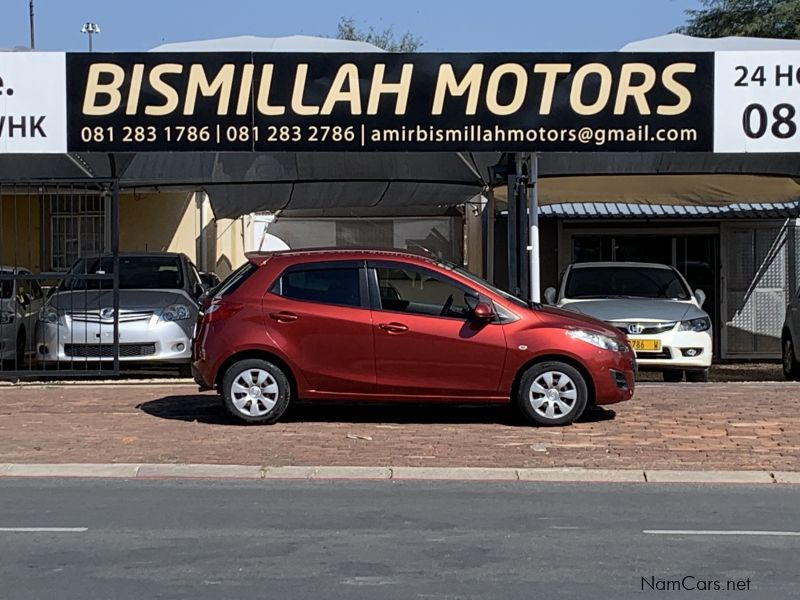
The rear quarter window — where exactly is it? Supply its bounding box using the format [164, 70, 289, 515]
[214, 262, 258, 299]
[272, 266, 362, 308]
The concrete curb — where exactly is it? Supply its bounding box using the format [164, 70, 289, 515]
[0, 464, 797, 484]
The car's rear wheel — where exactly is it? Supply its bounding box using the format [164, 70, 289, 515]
[663, 369, 683, 383]
[685, 369, 709, 383]
[517, 361, 588, 426]
[221, 358, 291, 424]
[783, 336, 800, 380]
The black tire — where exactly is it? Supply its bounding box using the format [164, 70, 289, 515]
[516, 361, 588, 426]
[685, 369, 709, 383]
[783, 336, 800, 381]
[220, 358, 291, 424]
[663, 370, 684, 383]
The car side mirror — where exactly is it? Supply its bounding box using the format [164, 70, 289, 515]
[695, 289, 706, 308]
[472, 302, 495, 321]
[544, 287, 557, 305]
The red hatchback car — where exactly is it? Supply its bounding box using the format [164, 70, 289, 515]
[192, 249, 635, 426]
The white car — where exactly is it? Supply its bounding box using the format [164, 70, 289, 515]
[0, 267, 44, 367]
[545, 262, 712, 382]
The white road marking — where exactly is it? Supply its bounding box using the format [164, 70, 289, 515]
[644, 530, 800, 536]
[0, 527, 88, 533]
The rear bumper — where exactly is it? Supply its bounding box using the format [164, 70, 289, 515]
[192, 361, 213, 390]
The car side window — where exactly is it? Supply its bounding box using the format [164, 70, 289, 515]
[374, 266, 470, 318]
[276, 267, 362, 308]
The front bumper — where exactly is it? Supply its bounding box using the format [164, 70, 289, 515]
[36, 318, 192, 363]
[591, 350, 637, 406]
[629, 328, 713, 370]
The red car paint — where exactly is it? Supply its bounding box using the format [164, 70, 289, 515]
[192, 249, 635, 407]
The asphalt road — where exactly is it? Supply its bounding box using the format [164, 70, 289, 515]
[0, 480, 798, 600]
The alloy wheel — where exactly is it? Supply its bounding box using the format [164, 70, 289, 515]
[230, 368, 279, 417]
[528, 371, 578, 420]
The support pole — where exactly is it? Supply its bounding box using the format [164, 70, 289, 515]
[528, 153, 540, 302]
[485, 187, 495, 284]
[506, 155, 519, 297]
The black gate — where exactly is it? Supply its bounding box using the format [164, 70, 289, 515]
[0, 180, 120, 379]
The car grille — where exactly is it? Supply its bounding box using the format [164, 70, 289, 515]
[64, 343, 157, 358]
[635, 349, 672, 359]
[69, 311, 153, 324]
[611, 322, 676, 335]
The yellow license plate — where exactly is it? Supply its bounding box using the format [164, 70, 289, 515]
[630, 339, 662, 352]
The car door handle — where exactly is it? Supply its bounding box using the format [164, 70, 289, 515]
[379, 322, 408, 334]
[270, 311, 299, 323]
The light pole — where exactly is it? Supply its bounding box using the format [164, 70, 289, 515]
[29, 1, 35, 49]
[80, 22, 100, 51]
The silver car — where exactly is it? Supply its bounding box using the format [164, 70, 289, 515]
[1, 267, 45, 365]
[36, 253, 206, 373]
[782, 290, 800, 380]
[545, 262, 713, 382]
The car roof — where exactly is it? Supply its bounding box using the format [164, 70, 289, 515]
[570, 261, 675, 270]
[246, 247, 439, 266]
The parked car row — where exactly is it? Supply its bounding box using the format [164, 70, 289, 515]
[4, 250, 725, 427]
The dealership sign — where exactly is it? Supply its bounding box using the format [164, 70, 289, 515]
[1, 50, 799, 153]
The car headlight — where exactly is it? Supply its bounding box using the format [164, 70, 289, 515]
[567, 328, 627, 352]
[0, 311, 14, 325]
[678, 317, 711, 332]
[159, 304, 192, 322]
[38, 306, 59, 324]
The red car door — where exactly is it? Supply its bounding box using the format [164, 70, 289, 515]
[263, 261, 375, 395]
[368, 262, 507, 399]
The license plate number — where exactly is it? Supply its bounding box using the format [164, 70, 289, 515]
[630, 339, 661, 352]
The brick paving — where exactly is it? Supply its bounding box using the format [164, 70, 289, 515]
[0, 382, 798, 471]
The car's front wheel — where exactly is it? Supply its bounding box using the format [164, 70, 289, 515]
[221, 358, 291, 424]
[783, 336, 800, 381]
[517, 361, 588, 426]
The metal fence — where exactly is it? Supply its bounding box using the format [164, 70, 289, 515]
[0, 180, 120, 379]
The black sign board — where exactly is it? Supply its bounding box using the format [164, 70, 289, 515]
[66, 52, 714, 152]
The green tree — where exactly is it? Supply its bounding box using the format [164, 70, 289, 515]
[335, 16, 423, 52]
[677, 0, 800, 38]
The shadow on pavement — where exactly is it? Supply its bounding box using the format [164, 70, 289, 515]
[137, 394, 616, 427]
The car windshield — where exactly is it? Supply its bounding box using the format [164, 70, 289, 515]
[437, 261, 530, 308]
[565, 266, 690, 300]
[61, 256, 184, 291]
[0, 279, 12, 299]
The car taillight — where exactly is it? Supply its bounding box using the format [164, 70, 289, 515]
[201, 302, 243, 323]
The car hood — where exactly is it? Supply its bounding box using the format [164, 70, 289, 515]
[534, 304, 626, 340]
[47, 289, 194, 312]
[560, 298, 706, 322]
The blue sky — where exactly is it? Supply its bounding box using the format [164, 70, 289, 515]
[1, 0, 701, 52]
